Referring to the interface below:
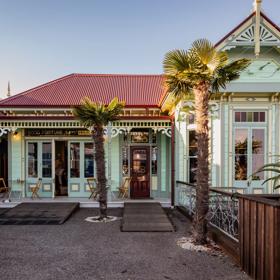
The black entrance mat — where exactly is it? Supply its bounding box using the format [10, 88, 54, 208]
[121, 202, 174, 232]
[0, 203, 79, 225]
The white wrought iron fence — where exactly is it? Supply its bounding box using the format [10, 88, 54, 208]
[176, 181, 239, 241]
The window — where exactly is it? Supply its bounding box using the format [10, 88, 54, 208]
[122, 146, 129, 176]
[70, 143, 80, 178]
[188, 130, 197, 183]
[84, 143, 94, 178]
[28, 143, 38, 178]
[151, 146, 158, 175]
[234, 111, 265, 122]
[189, 114, 195, 124]
[42, 143, 52, 178]
[234, 128, 265, 181]
[130, 129, 150, 143]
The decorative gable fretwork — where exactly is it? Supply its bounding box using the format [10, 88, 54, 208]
[232, 24, 280, 44]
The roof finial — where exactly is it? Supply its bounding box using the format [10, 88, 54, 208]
[254, 0, 262, 57]
[7, 81, 11, 97]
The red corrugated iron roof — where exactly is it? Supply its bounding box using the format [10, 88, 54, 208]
[0, 74, 167, 107]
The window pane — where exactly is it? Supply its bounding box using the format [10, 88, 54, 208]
[189, 131, 197, 156]
[253, 112, 259, 122]
[152, 147, 158, 175]
[70, 143, 80, 178]
[189, 157, 197, 183]
[42, 143, 52, 178]
[235, 155, 248, 180]
[241, 112, 247, 122]
[131, 130, 149, 143]
[247, 112, 253, 122]
[235, 129, 248, 180]
[235, 112, 241, 122]
[152, 132, 157, 144]
[252, 129, 265, 180]
[28, 143, 38, 178]
[122, 146, 129, 176]
[252, 129, 264, 154]
[260, 112, 265, 122]
[189, 114, 195, 124]
[84, 143, 94, 178]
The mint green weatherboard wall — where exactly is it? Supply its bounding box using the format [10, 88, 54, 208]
[159, 133, 171, 198]
[222, 104, 229, 187]
[9, 129, 24, 193]
[175, 117, 187, 182]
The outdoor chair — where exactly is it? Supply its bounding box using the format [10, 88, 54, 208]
[30, 178, 42, 199]
[118, 177, 132, 199]
[0, 178, 11, 201]
[87, 177, 98, 199]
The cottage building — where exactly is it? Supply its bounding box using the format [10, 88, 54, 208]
[0, 10, 279, 206]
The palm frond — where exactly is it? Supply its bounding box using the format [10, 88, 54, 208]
[163, 49, 190, 75]
[163, 39, 251, 100]
[72, 97, 125, 128]
[248, 160, 280, 190]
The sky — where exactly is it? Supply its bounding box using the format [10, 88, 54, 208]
[0, 0, 280, 99]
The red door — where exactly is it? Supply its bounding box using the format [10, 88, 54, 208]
[130, 147, 150, 198]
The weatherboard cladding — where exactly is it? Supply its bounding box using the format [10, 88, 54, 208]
[0, 74, 166, 107]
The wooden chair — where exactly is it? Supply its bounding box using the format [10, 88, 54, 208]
[87, 177, 98, 199]
[0, 178, 10, 200]
[30, 178, 42, 199]
[118, 177, 132, 199]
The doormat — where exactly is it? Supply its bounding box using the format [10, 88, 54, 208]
[121, 202, 174, 232]
[0, 202, 79, 225]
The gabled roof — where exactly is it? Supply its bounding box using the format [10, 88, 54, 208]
[215, 11, 280, 50]
[0, 74, 166, 108]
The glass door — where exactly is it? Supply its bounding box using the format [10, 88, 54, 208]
[26, 141, 53, 197]
[234, 128, 266, 192]
[130, 146, 150, 198]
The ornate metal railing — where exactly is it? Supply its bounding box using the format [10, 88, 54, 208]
[177, 181, 239, 241]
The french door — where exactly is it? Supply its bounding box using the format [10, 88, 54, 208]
[234, 127, 266, 192]
[130, 146, 150, 198]
[26, 141, 54, 197]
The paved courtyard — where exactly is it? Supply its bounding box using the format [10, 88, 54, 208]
[0, 208, 249, 280]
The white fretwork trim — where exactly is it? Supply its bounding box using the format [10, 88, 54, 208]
[103, 127, 127, 138]
[232, 24, 280, 44]
[0, 128, 11, 137]
[179, 101, 220, 117]
[153, 128, 172, 138]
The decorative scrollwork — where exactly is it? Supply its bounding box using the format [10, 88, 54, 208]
[0, 128, 11, 137]
[111, 127, 127, 138]
[180, 101, 220, 118]
[103, 127, 127, 138]
[156, 128, 172, 138]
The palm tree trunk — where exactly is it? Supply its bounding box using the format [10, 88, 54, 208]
[93, 126, 108, 219]
[193, 81, 210, 245]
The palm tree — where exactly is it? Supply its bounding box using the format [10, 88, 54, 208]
[163, 39, 250, 244]
[73, 97, 125, 220]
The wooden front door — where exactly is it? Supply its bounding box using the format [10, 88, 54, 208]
[130, 147, 150, 198]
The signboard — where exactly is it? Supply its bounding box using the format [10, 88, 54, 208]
[25, 129, 91, 137]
